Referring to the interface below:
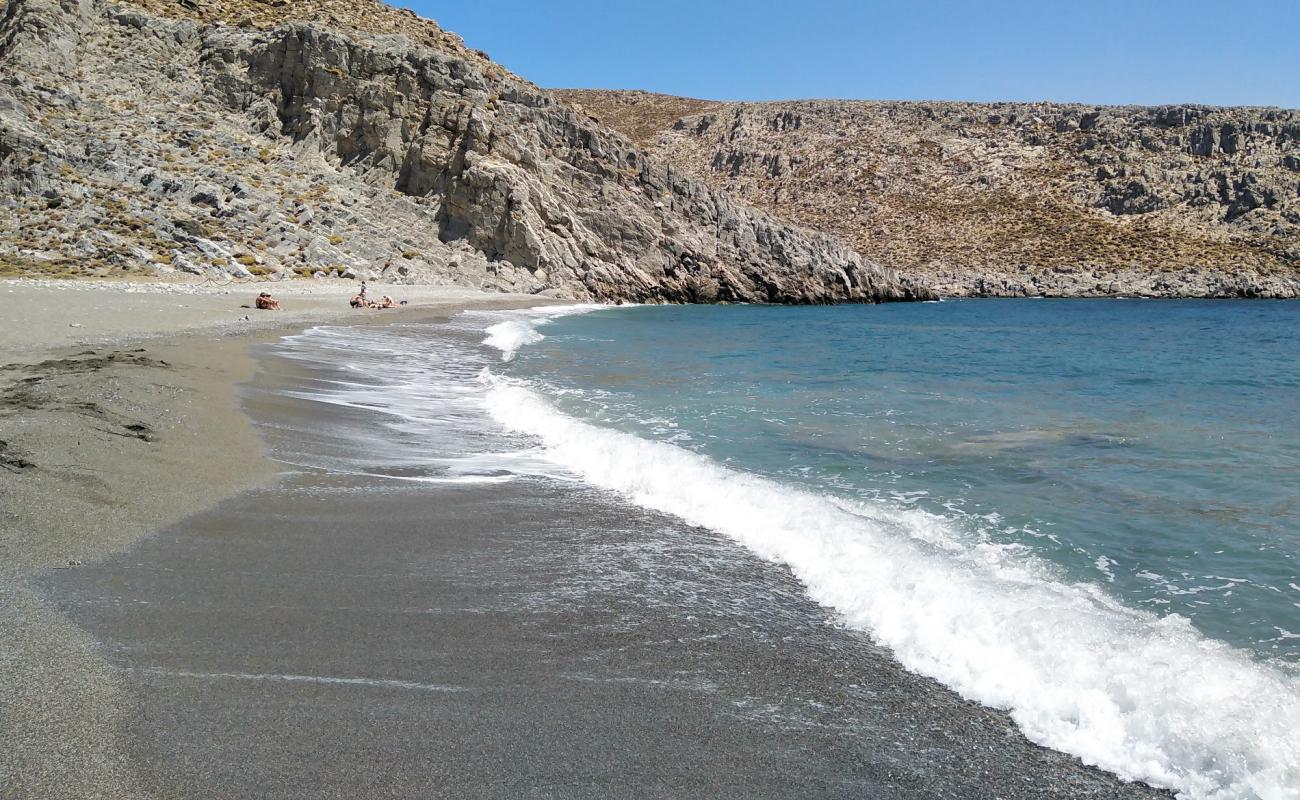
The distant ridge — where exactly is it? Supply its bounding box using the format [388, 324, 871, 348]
[557, 89, 1300, 297]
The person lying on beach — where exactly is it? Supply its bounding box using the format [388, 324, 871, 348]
[349, 294, 373, 309]
[254, 292, 281, 310]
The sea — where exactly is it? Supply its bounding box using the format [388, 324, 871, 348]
[276, 298, 1300, 800]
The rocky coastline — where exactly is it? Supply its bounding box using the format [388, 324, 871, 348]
[0, 0, 927, 304]
[558, 90, 1300, 298]
[5, 0, 1295, 302]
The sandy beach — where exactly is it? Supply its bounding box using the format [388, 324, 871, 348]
[0, 278, 549, 798]
[0, 0, 1292, 793]
[0, 278, 1179, 799]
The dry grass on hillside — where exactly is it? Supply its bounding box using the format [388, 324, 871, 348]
[125, 0, 504, 74]
[567, 91, 1300, 294]
[553, 89, 722, 148]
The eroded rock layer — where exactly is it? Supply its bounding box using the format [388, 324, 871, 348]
[559, 90, 1300, 298]
[0, 0, 928, 303]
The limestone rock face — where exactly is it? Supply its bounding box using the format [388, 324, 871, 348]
[0, 0, 929, 303]
[558, 91, 1300, 298]
[0, 0, 100, 75]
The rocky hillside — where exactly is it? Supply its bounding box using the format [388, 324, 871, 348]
[0, 0, 929, 303]
[558, 90, 1300, 297]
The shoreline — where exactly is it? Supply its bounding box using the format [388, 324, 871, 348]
[1, 278, 556, 570]
[0, 279, 555, 798]
[26, 308, 1174, 798]
[3, 285, 1189, 798]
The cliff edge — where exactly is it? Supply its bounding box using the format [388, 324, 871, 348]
[558, 90, 1300, 298]
[0, 0, 929, 303]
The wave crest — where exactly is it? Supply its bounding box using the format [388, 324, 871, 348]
[481, 304, 605, 361]
[482, 373, 1300, 800]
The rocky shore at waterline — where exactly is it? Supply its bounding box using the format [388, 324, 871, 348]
[560, 90, 1300, 298]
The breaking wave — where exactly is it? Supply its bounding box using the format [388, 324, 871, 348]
[475, 310, 1300, 800]
[481, 304, 602, 361]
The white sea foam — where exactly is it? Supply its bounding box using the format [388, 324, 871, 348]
[482, 320, 544, 361]
[481, 374, 1300, 800]
[1095, 554, 1118, 583]
[481, 304, 604, 361]
[279, 307, 1300, 799]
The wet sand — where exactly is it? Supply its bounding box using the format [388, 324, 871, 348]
[0, 279, 546, 798]
[18, 314, 1172, 799]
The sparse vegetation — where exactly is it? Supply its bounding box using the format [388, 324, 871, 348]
[0, 256, 83, 279]
[124, 0, 504, 75]
[2, 0, 1292, 301]
[566, 90, 1300, 295]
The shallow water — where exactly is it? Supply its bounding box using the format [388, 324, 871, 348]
[503, 300, 1300, 665]
[274, 299, 1300, 800]
[41, 313, 1173, 800]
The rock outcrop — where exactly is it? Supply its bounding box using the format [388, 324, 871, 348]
[558, 90, 1300, 298]
[0, 0, 929, 303]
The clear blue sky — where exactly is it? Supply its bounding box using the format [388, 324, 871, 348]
[404, 0, 1299, 107]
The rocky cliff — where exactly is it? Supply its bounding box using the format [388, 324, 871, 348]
[558, 90, 1300, 298]
[0, 0, 928, 303]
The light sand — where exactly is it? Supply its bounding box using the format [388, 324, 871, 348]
[0, 278, 552, 799]
[0, 279, 1168, 799]
[1, 277, 549, 568]
[26, 329, 1173, 799]
[0, 277, 521, 362]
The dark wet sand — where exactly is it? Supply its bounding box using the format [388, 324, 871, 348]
[0, 287, 547, 799]
[34, 342, 1173, 799]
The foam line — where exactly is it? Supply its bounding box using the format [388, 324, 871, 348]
[135, 668, 468, 693]
[482, 374, 1300, 800]
[480, 304, 605, 361]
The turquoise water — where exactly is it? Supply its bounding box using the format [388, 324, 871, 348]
[503, 299, 1300, 664]
[280, 298, 1300, 795]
